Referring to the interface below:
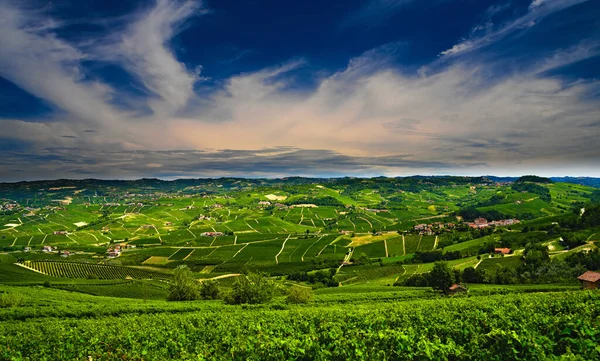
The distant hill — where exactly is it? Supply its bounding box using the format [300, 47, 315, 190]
[515, 175, 553, 184]
[550, 177, 600, 188]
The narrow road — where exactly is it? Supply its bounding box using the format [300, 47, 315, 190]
[275, 234, 291, 264]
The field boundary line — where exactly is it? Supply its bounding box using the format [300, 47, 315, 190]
[275, 235, 291, 264]
[302, 235, 324, 261]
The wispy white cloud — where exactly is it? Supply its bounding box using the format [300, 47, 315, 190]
[439, 0, 591, 58]
[113, 0, 205, 116]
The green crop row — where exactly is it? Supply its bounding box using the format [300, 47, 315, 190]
[1, 291, 598, 360]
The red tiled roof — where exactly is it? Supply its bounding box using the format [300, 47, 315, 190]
[449, 284, 467, 291]
[494, 248, 511, 254]
[577, 271, 600, 283]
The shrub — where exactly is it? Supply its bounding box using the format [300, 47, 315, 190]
[286, 285, 313, 304]
[225, 273, 276, 305]
[0, 293, 24, 308]
[199, 279, 220, 300]
[167, 265, 199, 301]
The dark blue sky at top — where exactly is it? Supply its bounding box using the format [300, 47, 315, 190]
[2, 0, 598, 120]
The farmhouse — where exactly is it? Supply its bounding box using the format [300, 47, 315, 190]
[43, 245, 53, 252]
[577, 271, 600, 290]
[200, 231, 224, 237]
[448, 284, 468, 295]
[107, 249, 121, 258]
[53, 230, 68, 235]
[494, 248, 512, 255]
[258, 201, 271, 206]
[61, 251, 71, 258]
[165, 222, 173, 226]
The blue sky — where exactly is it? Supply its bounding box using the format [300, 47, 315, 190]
[0, 0, 599, 181]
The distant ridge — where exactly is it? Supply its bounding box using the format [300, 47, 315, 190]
[1, 175, 599, 187]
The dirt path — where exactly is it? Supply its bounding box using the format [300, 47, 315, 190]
[275, 235, 291, 264]
[433, 235, 438, 250]
[474, 259, 483, 269]
[66, 234, 80, 245]
[348, 218, 356, 229]
[227, 244, 248, 262]
[416, 235, 422, 251]
[384, 239, 389, 257]
[187, 229, 196, 238]
[336, 248, 354, 274]
[402, 234, 406, 255]
[302, 235, 324, 261]
[359, 217, 373, 229]
[183, 249, 195, 261]
[199, 273, 241, 282]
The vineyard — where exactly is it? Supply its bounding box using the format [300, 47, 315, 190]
[0, 289, 598, 360]
[21, 260, 170, 280]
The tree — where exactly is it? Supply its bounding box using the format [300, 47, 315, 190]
[429, 261, 454, 294]
[286, 285, 313, 304]
[199, 279, 220, 300]
[167, 265, 199, 301]
[225, 273, 276, 305]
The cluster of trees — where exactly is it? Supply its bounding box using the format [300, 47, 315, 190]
[167, 266, 219, 301]
[410, 250, 462, 263]
[287, 268, 339, 288]
[400, 243, 600, 288]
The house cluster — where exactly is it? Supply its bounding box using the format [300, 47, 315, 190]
[43, 245, 56, 252]
[0, 203, 18, 211]
[212, 204, 223, 209]
[339, 230, 352, 235]
[164, 222, 173, 226]
[197, 215, 211, 221]
[53, 230, 68, 235]
[179, 205, 195, 210]
[365, 208, 389, 213]
[103, 202, 121, 207]
[258, 201, 271, 206]
[414, 222, 457, 235]
[467, 218, 520, 229]
[106, 246, 121, 258]
[126, 202, 144, 207]
[141, 224, 154, 229]
[200, 231, 224, 237]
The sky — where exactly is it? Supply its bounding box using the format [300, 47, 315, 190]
[0, 0, 599, 181]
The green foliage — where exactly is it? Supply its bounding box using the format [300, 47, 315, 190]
[1, 290, 598, 360]
[225, 273, 276, 304]
[199, 279, 220, 300]
[167, 265, 199, 301]
[0, 292, 24, 308]
[286, 285, 313, 304]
